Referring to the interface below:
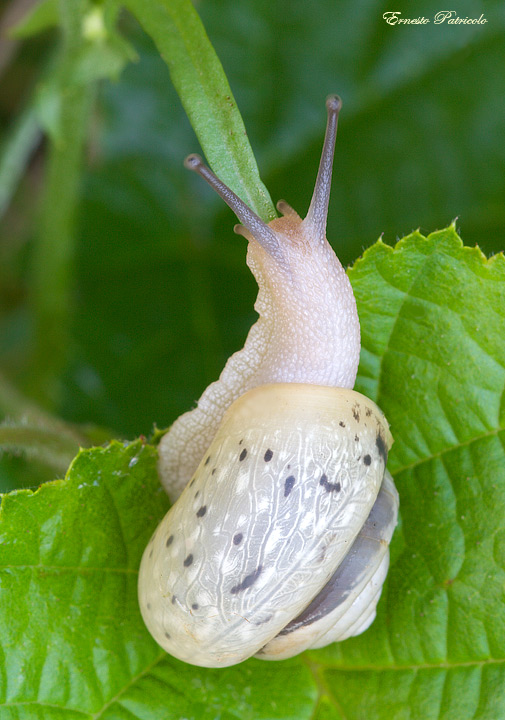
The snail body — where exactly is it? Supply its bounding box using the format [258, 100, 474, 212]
[138, 97, 399, 668]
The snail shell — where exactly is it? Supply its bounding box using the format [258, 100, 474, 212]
[140, 384, 396, 667]
[138, 96, 399, 668]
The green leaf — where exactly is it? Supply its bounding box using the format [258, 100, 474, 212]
[0, 440, 315, 719]
[123, 0, 276, 222]
[0, 440, 167, 717]
[1, 228, 504, 718]
[310, 227, 505, 717]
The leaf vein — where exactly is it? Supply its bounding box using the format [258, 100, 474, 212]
[90, 651, 166, 720]
[392, 426, 505, 476]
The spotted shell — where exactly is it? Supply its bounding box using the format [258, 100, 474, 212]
[138, 383, 397, 668]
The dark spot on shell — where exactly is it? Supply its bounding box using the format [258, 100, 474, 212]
[231, 566, 263, 594]
[212, 468, 216, 475]
[355, 435, 359, 442]
[166, 535, 174, 547]
[196, 505, 207, 518]
[364, 454, 372, 466]
[264, 449, 273, 462]
[147, 603, 151, 609]
[239, 438, 243, 445]
[184, 554, 194, 567]
[192, 603, 199, 610]
[194, 490, 199, 498]
[339, 421, 346, 428]
[164, 632, 171, 639]
[171, 594, 177, 604]
[233, 533, 243, 545]
[239, 448, 247, 461]
[376, 432, 388, 463]
[319, 473, 341, 493]
[205, 456, 210, 466]
[284, 475, 296, 497]
[189, 477, 196, 487]
[352, 405, 361, 422]
[149, 548, 153, 558]
[366, 407, 372, 417]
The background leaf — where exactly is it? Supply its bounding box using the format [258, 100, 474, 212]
[2, 0, 505, 469]
[1, 230, 503, 719]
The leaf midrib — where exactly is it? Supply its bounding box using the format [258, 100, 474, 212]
[90, 651, 166, 720]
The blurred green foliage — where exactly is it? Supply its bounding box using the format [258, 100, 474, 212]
[1, 0, 504, 492]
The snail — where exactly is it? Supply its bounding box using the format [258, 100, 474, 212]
[138, 96, 399, 668]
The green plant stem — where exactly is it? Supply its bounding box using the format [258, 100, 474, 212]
[124, 0, 276, 223]
[26, 5, 95, 407]
[0, 369, 94, 473]
[0, 424, 80, 474]
[28, 84, 93, 406]
[0, 371, 83, 436]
